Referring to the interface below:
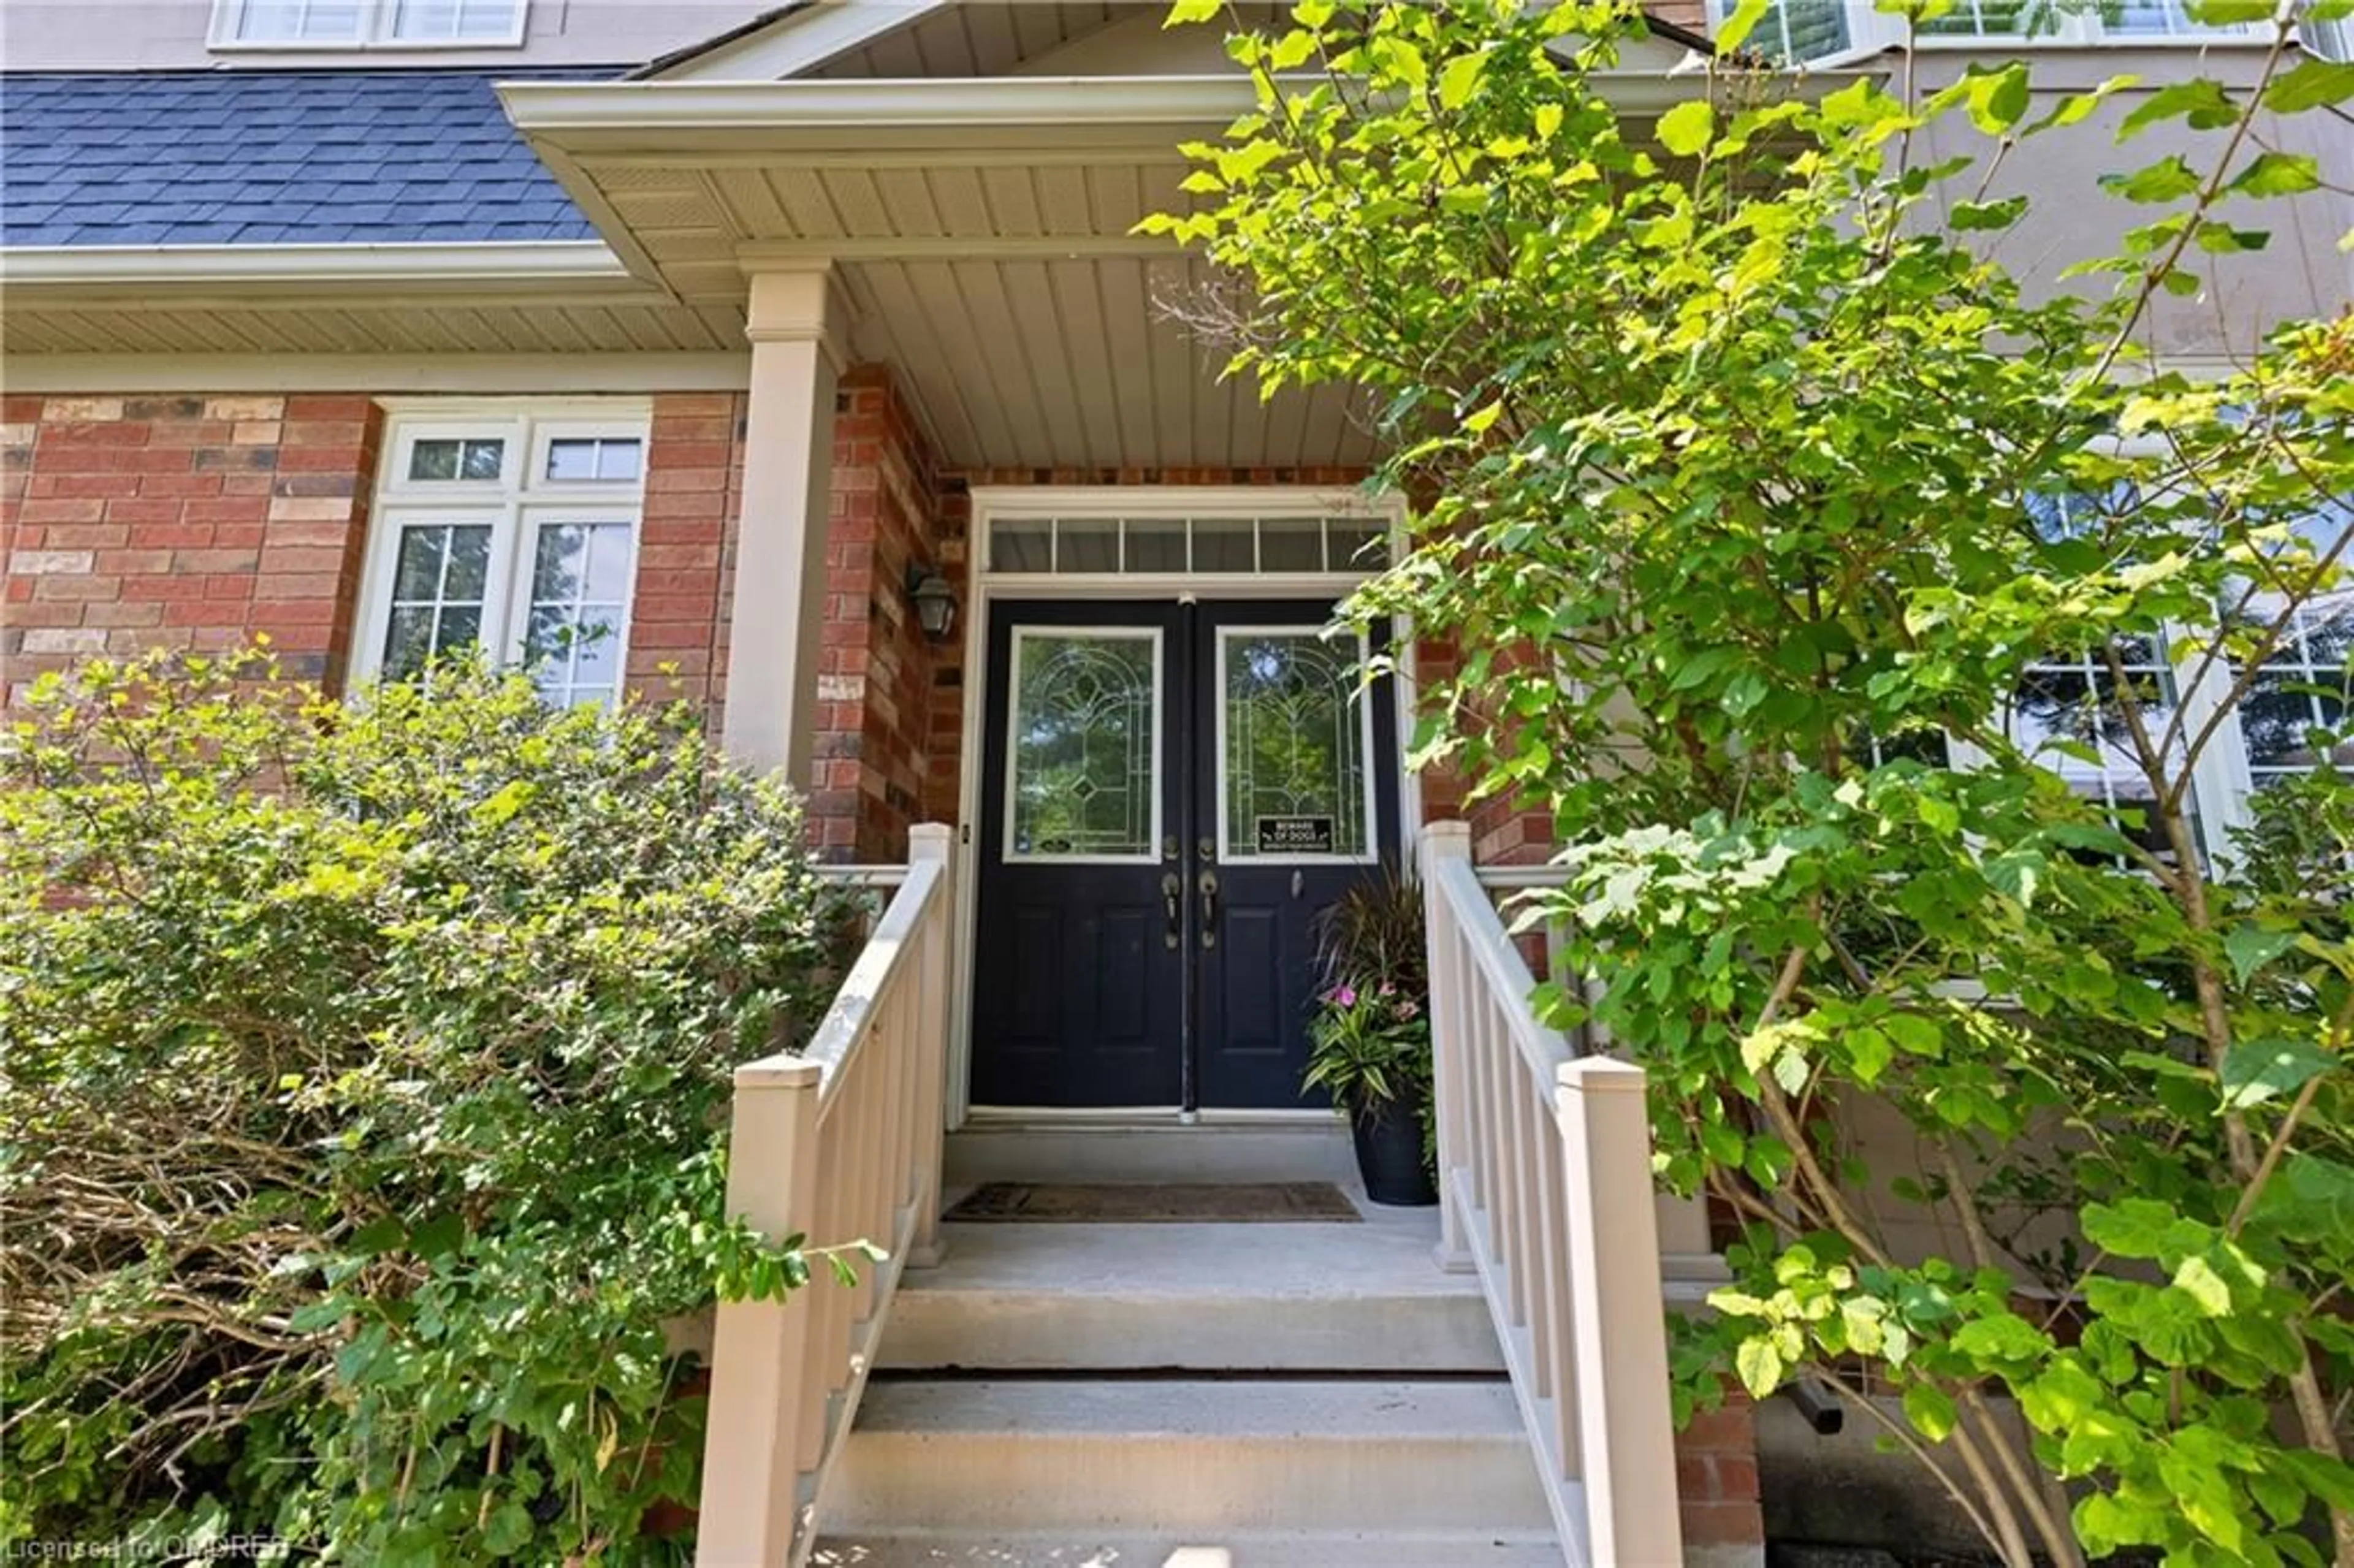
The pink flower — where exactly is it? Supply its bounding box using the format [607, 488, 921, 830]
[1330, 984, 1358, 1007]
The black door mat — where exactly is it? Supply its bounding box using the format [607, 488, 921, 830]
[943, 1181, 1362, 1224]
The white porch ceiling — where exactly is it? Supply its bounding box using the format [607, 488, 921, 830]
[842, 253, 1376, 471]
[502, 75, 1398, 471]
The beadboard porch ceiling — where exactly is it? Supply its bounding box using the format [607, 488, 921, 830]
[498, 75, 1399, 471]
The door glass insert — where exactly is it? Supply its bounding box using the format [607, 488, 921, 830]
[1007, 630, 1161, 860]
[1219, 629, 1371, 859]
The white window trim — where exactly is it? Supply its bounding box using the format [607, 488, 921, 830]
[352, 400, 650, 702]
[1705, 0, 2269, 62]
[208, 0, 528, 52]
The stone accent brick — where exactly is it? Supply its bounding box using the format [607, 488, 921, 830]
[9, 550, 93, 576]
[1, 392, 381, 706]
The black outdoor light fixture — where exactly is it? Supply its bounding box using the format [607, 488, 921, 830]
[905, 563, 958, 643]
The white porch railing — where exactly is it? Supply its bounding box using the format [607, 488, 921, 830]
[1423, 821, 1683, 1568]
[695, 824, 955, 1568]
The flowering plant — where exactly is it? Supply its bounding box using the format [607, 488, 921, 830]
[1303, 977, 1433, 1130]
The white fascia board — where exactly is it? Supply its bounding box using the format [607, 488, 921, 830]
[0, 351, 751, 395]
[0, 241, 641, 295]
[645, 0, 955, 83]
[500, 69, 1886, 149]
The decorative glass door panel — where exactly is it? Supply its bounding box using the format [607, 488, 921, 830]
[1005, 630, 1161, 861]
[972, 599, 1400, 1111]
[1217, 628, 1373, 862]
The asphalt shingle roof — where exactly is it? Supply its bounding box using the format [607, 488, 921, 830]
[0, 69, 612, 247]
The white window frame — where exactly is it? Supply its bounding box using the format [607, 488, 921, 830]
[1706, 0, 2268, 62]
[352, 400, 650, 706]
[208, 0, 528, 51]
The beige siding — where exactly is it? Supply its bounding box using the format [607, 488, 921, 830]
[1906, 45, 2354, 359]
[0, 0, 759, 71]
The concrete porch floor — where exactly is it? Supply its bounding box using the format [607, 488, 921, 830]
[885, 1172, 1496, 1374]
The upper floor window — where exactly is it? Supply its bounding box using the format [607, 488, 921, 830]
[210, 0, 526, 49]
[1710, 0, 2271, 62]
[355, 403, 650, 711]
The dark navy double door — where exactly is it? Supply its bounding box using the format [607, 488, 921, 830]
[972, 599, 1400, 1109]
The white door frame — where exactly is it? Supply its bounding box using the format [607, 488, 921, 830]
[947, 485, 1417, 1128]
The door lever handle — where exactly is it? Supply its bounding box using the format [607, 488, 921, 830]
[1198, 867, 1219, 949]
[1161, 871, 1183, 950]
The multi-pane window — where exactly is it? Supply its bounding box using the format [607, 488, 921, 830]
[211, 0, 524, 47]
[2223, 502, 2354, 799]
[1707, 0, 2260, 59]
[1739, 1, 1854, 61]
[358, 406, 649, 710]
[2001, 635, 2187, 855]
[987, 515, 1391, 576]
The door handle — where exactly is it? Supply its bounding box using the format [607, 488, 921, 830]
[1198, 867, 1219, 950]
[1161, 872, 1183, 950]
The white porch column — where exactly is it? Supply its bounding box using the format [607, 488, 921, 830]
[725, 264, 847, 783]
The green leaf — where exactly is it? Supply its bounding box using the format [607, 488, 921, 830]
[1951, 1312, 2051, 1363]
[1902, 1382, 1957, 1442]
[2117, 77, 2239, 140]
[1950, 196, 2028, 231]
[2101, 156, 2203, 204]
[1437, 51, 1484, 112]
[1735, 1336, 1786, 1397]
[1965, 64, 2032, 135]
[2220, 1037, 2336, 1109]
[2171, 1254, 2233, 1316]
[2224, 924, 2296, 984]
[2193, 221, 2269, 254]
[1713, 0, 1772, 53]
[2230, 151, 2320, 198]
[1656, 99, 1715, 159]
[2263, 58, 2354, 114]
[482, 1502, 533, 1556]
[1165, 0, 1223, 25]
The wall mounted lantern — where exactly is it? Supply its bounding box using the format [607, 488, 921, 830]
[905, 564, 958, 643]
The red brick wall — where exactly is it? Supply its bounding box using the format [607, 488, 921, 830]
[2, 394, 381, 702]
[3, 391, 745, 728]
[630, 393, 745, 731]
[1679, 1396, 1767, 1559]
[811, 368, 950, 862]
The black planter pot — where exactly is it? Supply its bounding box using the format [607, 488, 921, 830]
[1350, 1089, 1439, 1207]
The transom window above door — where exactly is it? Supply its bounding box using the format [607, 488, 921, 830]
[986, 514, 1392, 577]
[355, 403, 650, 710]
[210, 0, 527, 48]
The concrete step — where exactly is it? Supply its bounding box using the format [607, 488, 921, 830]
[812, 1531, 1564, 1566]
[944, 1123, 1354, 1186]
[826, 1378, 1554, 1537]
[881, 1219, 1501, 1373]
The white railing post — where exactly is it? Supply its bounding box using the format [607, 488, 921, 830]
[1556, 1057, 1683, 1568]
[696, 1056, 825, 1568]
[904, 823, 954, 1269]
[1421, 821, 1476, 1274]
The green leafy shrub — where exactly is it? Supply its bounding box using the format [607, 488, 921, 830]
[1, 648, 854, 1564]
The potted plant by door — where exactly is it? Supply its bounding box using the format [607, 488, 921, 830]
[1304, 872, 1439, 1206]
